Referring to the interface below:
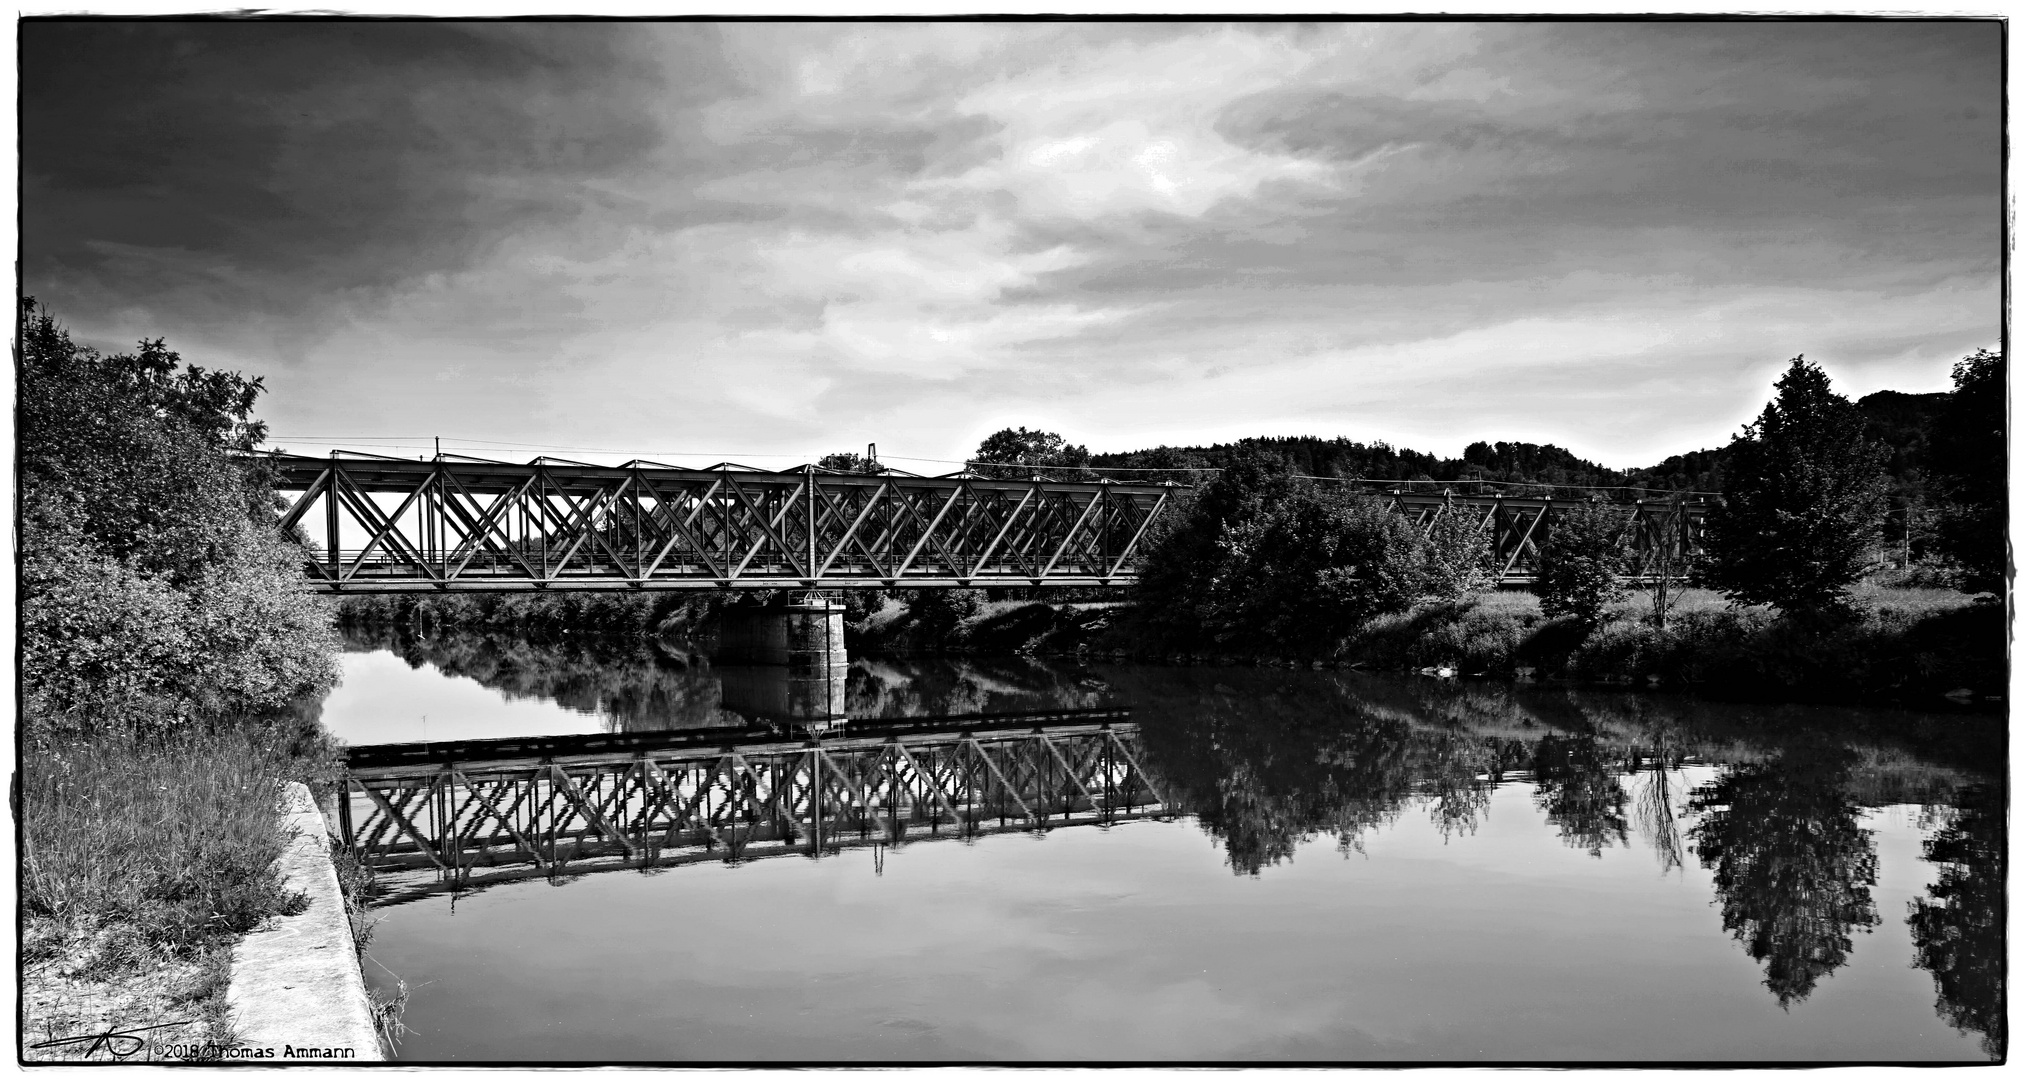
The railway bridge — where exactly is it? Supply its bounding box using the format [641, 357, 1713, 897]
[266, 452, 1709, 593]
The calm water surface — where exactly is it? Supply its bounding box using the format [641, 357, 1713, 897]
[321, 628, 2004, 1063]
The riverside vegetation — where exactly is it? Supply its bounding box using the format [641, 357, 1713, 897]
[342, 356, 2006, 710]
[777, 354, 2007, 709]
[18, 303, 344, 1060]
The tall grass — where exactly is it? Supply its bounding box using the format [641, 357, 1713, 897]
[22, 720, 341, 959]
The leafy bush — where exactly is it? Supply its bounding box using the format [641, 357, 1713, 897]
[1537, 499, 1631, 628]
[1134, 450, 1493, 653]
[22, 523, 335, 735]
[905, 588, 987, 638]
[18, 302, 337, 738]
[1927, 348, 2006, 594]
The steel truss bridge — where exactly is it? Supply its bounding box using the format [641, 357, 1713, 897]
[265, 452, 1708, 592]
[340, 709, 1168, 905]
[268, 453, 1171, 592]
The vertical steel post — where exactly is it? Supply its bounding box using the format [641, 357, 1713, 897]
[326, 451, 340, 580]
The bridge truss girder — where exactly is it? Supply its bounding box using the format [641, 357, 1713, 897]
[342, 723, 1167, 904]
[266, 454, 1173, 593]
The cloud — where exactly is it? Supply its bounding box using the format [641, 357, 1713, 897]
[21, 20, 2002, 468]
[921, 26, 1342, 221]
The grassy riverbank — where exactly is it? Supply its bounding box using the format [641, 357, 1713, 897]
[20, 715, 347, 1060]
[845, 585, 2005, 711]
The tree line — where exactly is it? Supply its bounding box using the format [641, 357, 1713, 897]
[889, 351, 2003, 649]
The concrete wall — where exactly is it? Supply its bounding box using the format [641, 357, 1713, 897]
[225, 782, 382, 1061]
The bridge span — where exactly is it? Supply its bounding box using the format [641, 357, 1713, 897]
[268, 453, 1171, 593]
[265, 452, 1707, 592]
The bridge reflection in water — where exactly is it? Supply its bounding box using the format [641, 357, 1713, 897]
[341, 709, 1166, 904]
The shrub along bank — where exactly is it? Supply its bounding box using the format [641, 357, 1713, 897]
[18, 304, 343, 1060]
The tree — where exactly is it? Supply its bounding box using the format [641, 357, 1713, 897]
[1132, 448, 1299, 646]
[1133, 450, 1494, 652]
[1927, 348, 2006, 594]
[19, 304, 272, 584]
[1536, 499, 1630, 628]
[1643, 496, 1695, 631]
[816, 451, 882, 475]
[1206, 488, 1437, 647]
[18, 300, 336, 735]
[1133, 447, 1301, 646]
[1422, 505, 1500, 598]
[1701, 358, 1891, 616]
[971, 426, 1091, 479]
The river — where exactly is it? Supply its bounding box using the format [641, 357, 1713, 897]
[318, 625, 2005, 1063]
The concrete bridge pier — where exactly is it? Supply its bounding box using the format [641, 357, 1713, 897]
[716, 594, 848, 725]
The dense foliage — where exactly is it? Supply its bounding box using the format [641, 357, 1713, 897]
[1927, 349, 2007, 593]
[815, 450, 883, 474]
[18, 302, 338, 735]
[1535, 500, 1632, 628]
[1133, 450, 1493, 652]
[1093, 434, 1623, 490]
[969, 426, 1092, 479]
[1701, 358, 1892, 616]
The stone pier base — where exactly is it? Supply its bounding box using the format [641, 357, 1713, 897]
[716, 597, 848, 723]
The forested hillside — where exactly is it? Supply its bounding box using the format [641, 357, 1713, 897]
[1093, 389, 1952, 499]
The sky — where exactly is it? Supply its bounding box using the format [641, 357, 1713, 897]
[21, 19, 2003, 471]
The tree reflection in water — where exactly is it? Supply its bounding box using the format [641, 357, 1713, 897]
[1632, 764, 1689, 876]
[1686, 742, 1879, 1008]
[340, 625, 1114, 731]
[1530, 733, 1629, 857]
[1122, 669, 1536, 874]
[343, 624, 747, 730]
[1909, 784, 2006, 1058]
